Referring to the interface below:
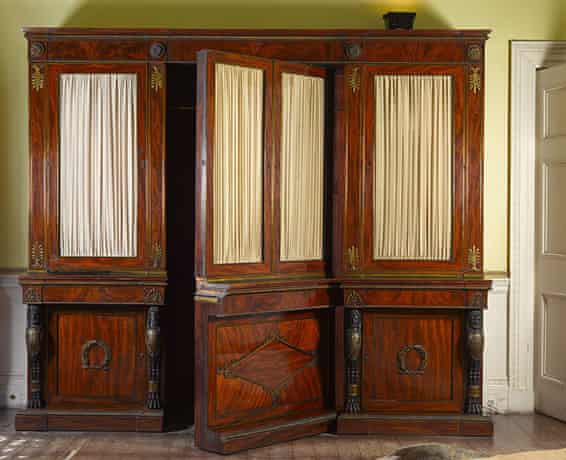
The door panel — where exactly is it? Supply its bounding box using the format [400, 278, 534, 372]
[273, 61, 328, 274]
[196, 50, 273, 277]
[362, 310, 464, 413]
[47, 308, 146, 409]
[46, 63, 148, 271]
[195, 51, 329, 278]
[208, 310, 330, 427]
[360, 65, 466, 273]
[535, 64, 566, 421]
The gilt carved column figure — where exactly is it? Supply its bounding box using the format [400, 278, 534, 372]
[466, 309, 484, 415]
[345, 291, 363, 413]
[26, 304, 42, 409]
[146, 306, 162, 410]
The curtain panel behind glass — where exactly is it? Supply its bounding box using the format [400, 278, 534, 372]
[373, 75, 453, 261]
[59, 73, 138, 258]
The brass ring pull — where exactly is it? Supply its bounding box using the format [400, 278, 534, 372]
[81, 339, 112, 371]
[397, 344, 428, 375]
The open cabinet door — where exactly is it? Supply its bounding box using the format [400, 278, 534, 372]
[194, 50, 335, 454]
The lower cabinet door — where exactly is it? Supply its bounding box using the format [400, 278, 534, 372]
[362, 310, 464, 413]
[208, 310, 331, 428]
[47, 307, 146, 410]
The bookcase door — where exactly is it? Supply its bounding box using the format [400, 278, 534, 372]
[273, 61, 328, 275]
[196, 51, 328, 278]
[46, 63, 149, 271]
[360, 65, 467, 274]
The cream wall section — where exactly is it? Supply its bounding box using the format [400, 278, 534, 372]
[2, 0, 566, 271]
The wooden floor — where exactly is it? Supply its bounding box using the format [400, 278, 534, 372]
[1, 411, 566, 459]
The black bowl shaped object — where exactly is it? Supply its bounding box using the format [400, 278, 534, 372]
[383, 12, 416, 30]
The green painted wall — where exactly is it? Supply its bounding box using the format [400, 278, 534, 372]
[1, 0, 565, 271]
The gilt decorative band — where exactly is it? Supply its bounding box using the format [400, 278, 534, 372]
[30, 241, 44, 269]
[469, 66, 481, 94]
[151, 65, 163, 92]
[151, 241, 163, 269]
[468, 245, 481, 272]
[348, 67, 361, 93]
[144, 287, 164, 305]
[346, 245, 360, 272]
[31, 64, 44, 92]
[23, 287, 41, 304]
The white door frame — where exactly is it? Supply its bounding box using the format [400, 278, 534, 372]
[509, 41, 566, 412]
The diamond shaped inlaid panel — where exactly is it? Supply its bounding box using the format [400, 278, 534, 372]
[222, 335, 315, 392]
[211, 311, 328, 426]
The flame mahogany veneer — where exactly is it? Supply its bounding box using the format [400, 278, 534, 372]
[18, 27, 492, 453]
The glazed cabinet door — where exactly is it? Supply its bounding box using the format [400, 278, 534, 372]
[195, 50, 329, 278]
[349, 65, 472, 275]
[45, 64, 157, 271]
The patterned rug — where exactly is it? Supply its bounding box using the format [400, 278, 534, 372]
[379, 444, 566, 460]
[379, 444, 486, 460]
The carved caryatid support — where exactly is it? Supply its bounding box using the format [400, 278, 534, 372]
[26, 305, 42, 409]
[145, 306, 161, 410]
[466, 309, 484, 415]
[345, 308, 362, 414]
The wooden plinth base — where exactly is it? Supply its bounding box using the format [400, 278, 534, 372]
[15, 409, 164, 432]
[199, 410, 337, 454]
[336, 414, 493, 437]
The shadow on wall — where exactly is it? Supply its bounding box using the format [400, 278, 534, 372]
[60, 1, 451, 29]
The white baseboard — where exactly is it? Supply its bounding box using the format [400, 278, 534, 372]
[0, 375, 26, 409]
[484, 277, 513, 414]
[0, 272, 26, 409]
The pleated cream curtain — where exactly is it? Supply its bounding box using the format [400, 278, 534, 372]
[59, 73, 138, 257]
[280, 72, 324, 261]
[213, 63, 264, 264]
[373, 75, 452, 261]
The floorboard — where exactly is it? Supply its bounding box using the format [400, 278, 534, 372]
[1, 411, 565, 459]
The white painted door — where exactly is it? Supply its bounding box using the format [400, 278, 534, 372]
[535, 64, 566, 421]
